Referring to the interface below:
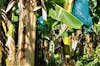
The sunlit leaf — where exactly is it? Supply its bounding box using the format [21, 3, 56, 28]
[12, 13, 18, 22]
[49, 4, 83, 29]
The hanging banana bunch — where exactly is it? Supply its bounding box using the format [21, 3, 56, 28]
[72, 0, 93, 32]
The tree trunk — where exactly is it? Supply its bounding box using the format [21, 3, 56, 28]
[18, 0, 36, 66]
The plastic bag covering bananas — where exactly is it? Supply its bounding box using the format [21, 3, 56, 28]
[37, 16, 49, 32]
[72, 0, 93, 32]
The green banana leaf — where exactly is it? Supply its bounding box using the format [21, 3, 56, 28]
[49, 4, 83, 29]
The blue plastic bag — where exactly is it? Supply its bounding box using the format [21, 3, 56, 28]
[37, 16, 49, 32]
[72, 0, 93, 28]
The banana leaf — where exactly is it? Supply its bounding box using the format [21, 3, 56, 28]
[49, 4, 83, 29]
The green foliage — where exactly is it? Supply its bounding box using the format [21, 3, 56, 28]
[37, 0, 100, 66]
[75, 44, 100, 66]
[89, 0, 100, 23]
[49, 4, 83, 29]
[11, 5, 19, 22]
[93, 24, 100, 34]
[0, 0, 100, 66]
[12, 13, 18, 22]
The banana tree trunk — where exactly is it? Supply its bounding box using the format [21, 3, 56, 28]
[18, 0, 36, 66]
